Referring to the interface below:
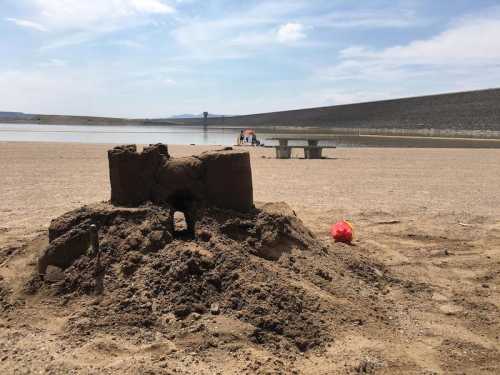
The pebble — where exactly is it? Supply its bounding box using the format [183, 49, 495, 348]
[210, 303, 220, 315]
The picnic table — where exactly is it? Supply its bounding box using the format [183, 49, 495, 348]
[265, 137, 336, 159]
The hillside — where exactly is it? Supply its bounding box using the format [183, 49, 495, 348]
[171, 88, 500, 133]
[0, 112, 32, 119]
[0, 112, 24, 117]
[0, 113, 141, 125]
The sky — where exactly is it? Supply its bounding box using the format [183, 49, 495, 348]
[1, 0, 500, 118]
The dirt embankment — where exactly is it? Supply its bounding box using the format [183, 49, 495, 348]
[173, 88, 500, 133]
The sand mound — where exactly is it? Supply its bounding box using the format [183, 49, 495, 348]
[29, 200, 335, 352]
[27, 144, 343, 354]
[21, 144, 400, 367]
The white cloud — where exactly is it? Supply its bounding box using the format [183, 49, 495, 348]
[38, 58, 67, 67]
[310, 10, 500, 107]
[322, 11, 500, 84]
[168, 1, 418, 60]
[22, 0, 175, 49]
[34, 0, 174, 30]
[5, 17, 47, 31]
[311, 7, 420, 29]
[349, 18, 500, 63]
[276, 22, 306, 43]
[40, 32, 100, 50]
[6, 0, 174, 50]
[130, 0, 174, 14]
[170, 1, 311, 60]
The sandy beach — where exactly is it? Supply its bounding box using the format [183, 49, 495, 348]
[0, 142, 499, 374]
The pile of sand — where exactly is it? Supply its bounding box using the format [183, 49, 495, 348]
[6, 144, 408, 372]
[27, 200, 342, 353]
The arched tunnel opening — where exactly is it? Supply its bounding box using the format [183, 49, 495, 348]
[169, 190, 197, 238]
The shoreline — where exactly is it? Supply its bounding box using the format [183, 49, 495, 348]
[3, 120, 500, 149]
[3, 119, 500, 139]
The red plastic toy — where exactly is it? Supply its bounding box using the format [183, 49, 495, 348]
[330, 220, 353, 243]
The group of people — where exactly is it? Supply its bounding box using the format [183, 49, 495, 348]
[237, 129, 261, 146]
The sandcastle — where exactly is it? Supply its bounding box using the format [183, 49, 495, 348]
[33, 144, 335, 352]
[108, 144, 253, 225]
[38, 144, 257, 276]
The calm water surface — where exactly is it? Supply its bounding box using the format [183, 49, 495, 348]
[2, 123, 498, 148]
[0, 123, 239, 145]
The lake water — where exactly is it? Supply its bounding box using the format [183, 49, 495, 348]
[2, 123, 499, 148]
[0, 123, 342, 147]
[0, 123, 240, 145]
[0, 123, 343, 147]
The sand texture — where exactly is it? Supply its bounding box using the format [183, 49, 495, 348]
[0, 142, 499, 374]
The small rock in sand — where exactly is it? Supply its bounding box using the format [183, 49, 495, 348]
[439, 304, 463, 315]
[210, 303, 220, 315]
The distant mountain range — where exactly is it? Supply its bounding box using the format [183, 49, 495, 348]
[0, 111, 225, 120]
[0, 111, 30, 118]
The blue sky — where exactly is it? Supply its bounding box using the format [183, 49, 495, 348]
[1, 0, 500, 118]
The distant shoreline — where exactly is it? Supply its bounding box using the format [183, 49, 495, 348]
[2, 125, 500, 148]
[2, 120, 500, 142]
[2, 87, 500, 140]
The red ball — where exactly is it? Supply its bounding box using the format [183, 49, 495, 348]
[330, 221, 353, 243]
